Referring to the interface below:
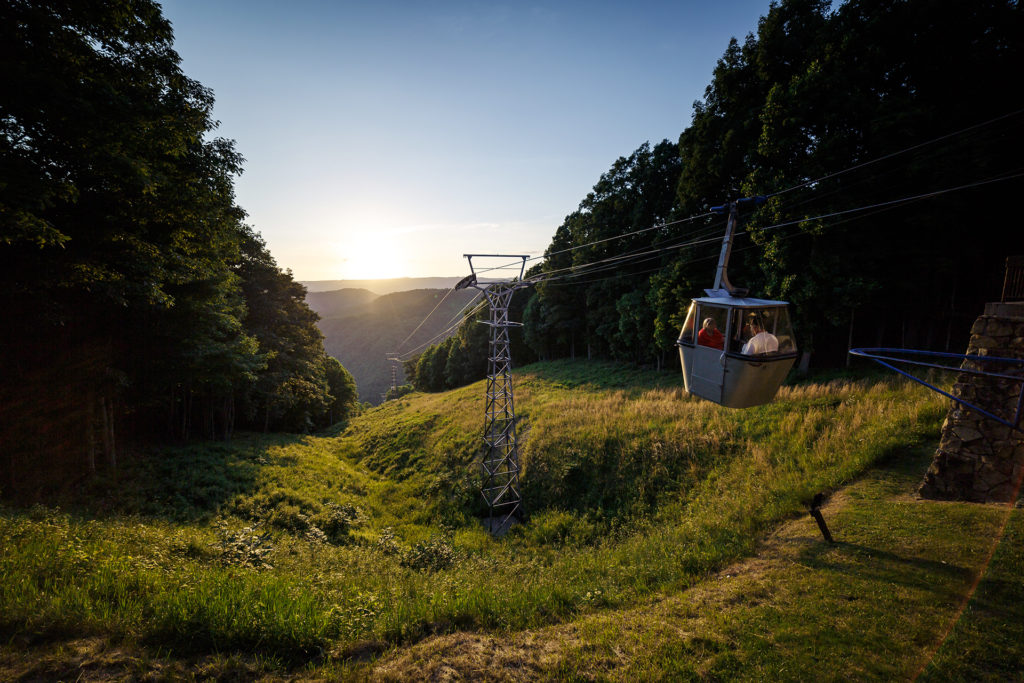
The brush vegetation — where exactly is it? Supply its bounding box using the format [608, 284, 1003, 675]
[8, 360, 1014, 680]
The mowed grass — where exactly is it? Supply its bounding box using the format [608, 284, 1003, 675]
[370, 448, 1024, 681]
[4, 359, 1002, 679]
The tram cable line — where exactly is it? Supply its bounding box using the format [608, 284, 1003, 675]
[525, 223, 730, 286]
[396, 298, 489, 361]
[465, 211, 717, 280]
[765, 106, 1024, 201]
[393, 166, 1024, 361]
[388, 217, 725, 359]
[394, 286, 457, 354]
[387, 112, 1024, 368]
[531, 196, 935, 291]
[436, 289, 485, 333]
[395, 297, 490, 362]
[772, 120, 1023, 217]
[467, 107, 1024, 282]
[528, 168, 1024, 292]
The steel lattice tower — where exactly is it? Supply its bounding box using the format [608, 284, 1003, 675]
[455, 254, 529, 534]
[387, 353, 400, 396]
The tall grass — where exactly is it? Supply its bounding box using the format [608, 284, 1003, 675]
[0, 362, 946, 663]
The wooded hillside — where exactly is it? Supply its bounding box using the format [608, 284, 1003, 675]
[307, 288, 478, 403]
[0, 1, 357, 499]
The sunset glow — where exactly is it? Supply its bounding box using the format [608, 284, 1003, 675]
[336, 231, 409, 280]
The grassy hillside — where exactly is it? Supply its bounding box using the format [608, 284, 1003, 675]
[309, 288, 478, 403]
[2, 361, 1021, 680]
[305, 288, 378, 319]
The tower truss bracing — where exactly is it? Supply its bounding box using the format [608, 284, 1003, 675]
[387, 353, 400, 395]
[455, 254, 530, 534]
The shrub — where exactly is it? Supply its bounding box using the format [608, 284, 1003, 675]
[400, 536, 459, 572]
[213, 520, 275, 568]
[311, 502, 365, 544]
[266, 503, 311, 532]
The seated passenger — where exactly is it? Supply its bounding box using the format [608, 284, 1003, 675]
[742, 317, 778, 355]
[697, 317, 725, 350]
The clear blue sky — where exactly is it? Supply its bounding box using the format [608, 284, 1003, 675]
[160, 0, 775, 280]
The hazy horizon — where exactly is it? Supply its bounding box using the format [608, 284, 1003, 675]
[301, 275, 465, 295]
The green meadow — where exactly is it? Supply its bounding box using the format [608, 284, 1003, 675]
[2, 361, 1021, 680]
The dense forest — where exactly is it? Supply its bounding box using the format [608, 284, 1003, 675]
[407, 0, 1024, 392]
[0, 1, 358, 498]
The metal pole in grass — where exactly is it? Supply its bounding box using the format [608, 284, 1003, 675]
[808, 492, 835, 544]
[456, 255, 530, 536]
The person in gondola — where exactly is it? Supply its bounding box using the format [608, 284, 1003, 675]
[697, 317, 725, 350]
[742, 316, 778, 355]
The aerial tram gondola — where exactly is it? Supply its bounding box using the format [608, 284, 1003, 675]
[676, 197, 798, 408]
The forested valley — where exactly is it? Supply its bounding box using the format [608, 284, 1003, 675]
[0, 1, 358, 500]
[406, 0, 1023, 393]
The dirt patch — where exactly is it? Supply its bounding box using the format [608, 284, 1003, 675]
[0, 636, 271, 682]
[369, 506, 839, 681]
[372, 630, 575, 682]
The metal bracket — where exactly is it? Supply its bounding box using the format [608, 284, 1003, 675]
[849, 348, 1024, 431]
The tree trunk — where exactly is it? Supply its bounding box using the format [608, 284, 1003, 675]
[846, 308, 855, 368]
[168, 385, 176, 439]
[181, 387, 191, 441]
[86, 393, 97, 474]
[100, 396, 116, 470]
[224, 396, 235, 441]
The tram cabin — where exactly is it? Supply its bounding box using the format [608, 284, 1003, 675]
[677, 297, 797, 408]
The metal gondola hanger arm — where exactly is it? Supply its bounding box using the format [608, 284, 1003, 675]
[705, 196, 764, 298]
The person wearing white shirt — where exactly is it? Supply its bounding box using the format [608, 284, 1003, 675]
[742, 317, 778, 355]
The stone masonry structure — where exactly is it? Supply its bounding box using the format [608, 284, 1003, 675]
[919, 302, 1024, 503]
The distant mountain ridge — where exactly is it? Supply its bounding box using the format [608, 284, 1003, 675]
[302, 277, 463, 295]
[306, 287, 478, 404]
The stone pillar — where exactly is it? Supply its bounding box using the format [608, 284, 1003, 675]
[919, 302, 1024, 503]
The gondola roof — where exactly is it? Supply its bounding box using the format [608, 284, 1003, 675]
[691, 296, 789, 307]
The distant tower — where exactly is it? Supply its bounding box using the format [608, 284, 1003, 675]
[387, 353, 400, 394]
[455, 254, 530, 534]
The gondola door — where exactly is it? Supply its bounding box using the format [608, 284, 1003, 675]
[688, 304, 730, 404]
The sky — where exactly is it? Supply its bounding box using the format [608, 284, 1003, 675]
[159, 1, 776, 281]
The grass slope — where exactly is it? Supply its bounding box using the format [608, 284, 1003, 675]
[1, 360, 1020, 680]
[372, 448, 1023, 681]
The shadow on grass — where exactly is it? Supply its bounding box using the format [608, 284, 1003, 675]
[45, 432, 312, 522]
[800, 540, 972, 594]
[516, 358, 677, 392]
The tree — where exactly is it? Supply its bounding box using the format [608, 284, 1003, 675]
[526, 141, 682, 364]
[323, 356, 358, 424]
[235, 229, 343, 432]
[0, 0, 359, 497]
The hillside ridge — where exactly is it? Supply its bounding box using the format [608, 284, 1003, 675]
[302, 277, 463, 295]
[307, 287, 477, 403]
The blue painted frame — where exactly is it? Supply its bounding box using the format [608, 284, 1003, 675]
[848, 347, 1024, 432]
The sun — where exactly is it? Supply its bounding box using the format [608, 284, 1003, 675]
[337, 231, 408, 280]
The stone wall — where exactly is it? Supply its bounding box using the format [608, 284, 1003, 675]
[919, 302, 1024, 503]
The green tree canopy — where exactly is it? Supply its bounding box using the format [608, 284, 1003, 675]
[0, 0, 357, 497]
